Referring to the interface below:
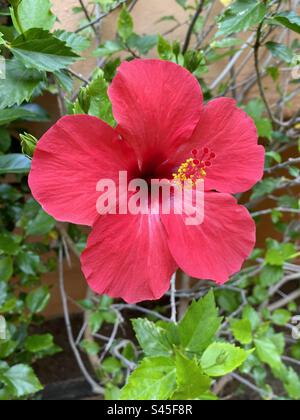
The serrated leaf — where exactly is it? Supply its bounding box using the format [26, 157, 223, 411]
[118, 6, 133, 42]
[178, 291, 222, 354]
[0, 364, 42, 397]
[12, 0, 56, 33]
[254, 337, 282, 371]
[216, 0, 267, 37]
[0, 59, 44, 109]
[132, 318, 173, 357]
[230, 319, 252, 345]
[201, 342, 250, 377]
[121, 357, 176, 400]
[11, 29, 79, 72]
[54, 30, 90, 52]
[172, 352, 211, 399]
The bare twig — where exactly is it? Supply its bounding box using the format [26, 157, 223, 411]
[170, 272, 177, 323]
[182, 0, 205, 54]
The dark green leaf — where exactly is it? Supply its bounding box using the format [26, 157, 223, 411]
[266, 42, 294, 63]
[0, 364, 42, 397]
[26, 286, 50, 313]
[11, 29, 79, 72]
[12, 0, 56, 33]
[0, 256, 13, 282]
[273, 11, 300, 34]
[0, 154, 31, 174]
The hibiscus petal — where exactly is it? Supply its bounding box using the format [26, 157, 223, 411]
[108, 59, 203, 166]
[161, 192, 256, 284]
[185, 98, 265, 194]
[81, 213, 177, 303]
[29, 115, 137, 226]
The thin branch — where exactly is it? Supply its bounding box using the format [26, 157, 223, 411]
[265, 158, 300, 174]
[268, 289, 300, 311]
[170, 273, 177, 323]
[182, 0, 205, 54]
[78, 0, 97, 35]
[58, 245, 103, 395]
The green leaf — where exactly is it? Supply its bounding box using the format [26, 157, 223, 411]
[93, 40, 123, 57]
[254, 337, 282, 371]
[80, 339, 100, 356]
[216, 0, 267, 37]
[26, 209, 55, 236]
[0, 128, 11, 153]
[128, 34, 157, 55]
[25, 334, 54, 353]
[0, 59, 44, 109]
[201, 342, 250, 377]
[251, 178, 281, 200]
[16, 251, 44, 275]
[259, 265, 283, 287]
[266, 242, 298, 266]
[266, 42, 294, 63]
[0, 104, 49, 125]
[26, 286, 50, 313]
[10, 29, 79, 72]
[132, 318, 173, 357]
[271, 309, 291, 326]
[73, 70, 115, 126]
[12, 0, 56, 33]
[0, 340, 18, 358]
[157, 35, 173, 61]
[230, 319, 252, 345]
[245, 99, 272, 140]
[273, 11, 300, 34]
[176, 0, 187, 8]
[172, 352, 211, 400]
[283, 368, 300, 399]
[0, 233, 21, 255]
[118, 6, 133, 42]
[121, 357, 176, 400]
[0, 257, 13, 282]
[0, 364, 42, 397]
[178, 291, 222, 354]
[0, 154, 31, 174]
[54, 30, 90, 53]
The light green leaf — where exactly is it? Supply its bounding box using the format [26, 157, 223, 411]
[0, 364, 42, 397]
[178, 291, 222, 354]
[216, 0, 267, 37]
[73, 70, 115, 126]
[0, 154, 31, 174]
[118, 6, 133, 42]
[254, 337, 282, 371]
[271, 309, 291, 327]
[172, 352, 211, 400]
[266, 242, 298, 266]
[26, 286, 50, 313]
[80, 339, 100, 356]
[93, 40, 123, 57]
[132, 318, 173, 357]
[201, 342, 250, 377]
[12, 0, 56, 33]
[157, 35, 173, 61]
[0, 257, 13, 282]
[121, 357, 176, 400]
[10, 29, 79, 72]
[25, 334, 54, 353]
[230, 319, 252, 345]
[0, 59, 44, 109]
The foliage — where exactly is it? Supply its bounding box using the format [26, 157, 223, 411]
[0, 0, 300, 401]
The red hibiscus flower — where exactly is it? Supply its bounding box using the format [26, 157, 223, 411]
[29, 59, 265, 304]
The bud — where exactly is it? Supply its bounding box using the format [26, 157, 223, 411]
[20, 132, 38, 158]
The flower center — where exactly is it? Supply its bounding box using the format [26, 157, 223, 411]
[173, 148, 216, 186]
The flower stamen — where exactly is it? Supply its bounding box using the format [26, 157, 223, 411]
[173, 148, 216, 186]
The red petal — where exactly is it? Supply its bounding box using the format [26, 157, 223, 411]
[161, 192, 256, 284]
[29, 115, 137, 226]
[81, 213, 177, 303]
[108, 59, 203, 167]
[176, 98, 265, 194]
